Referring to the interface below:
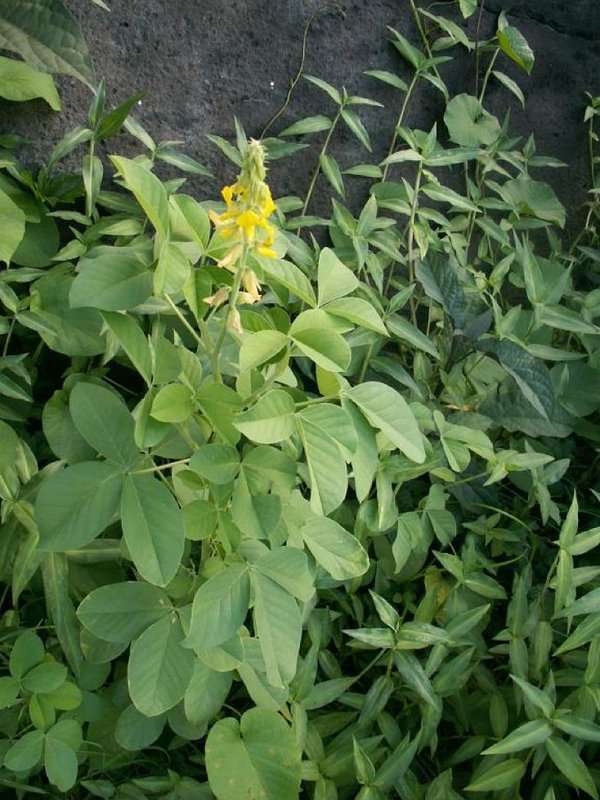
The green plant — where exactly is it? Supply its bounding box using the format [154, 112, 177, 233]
[1, 1, 600, 798]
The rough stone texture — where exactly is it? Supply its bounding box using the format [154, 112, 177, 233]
[1, 0, 599, 231]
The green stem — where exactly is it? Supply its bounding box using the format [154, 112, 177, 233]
[358, 341, 375, 383]
[589, 115, 597, 189]
[2, 317, 15, 357]
[300, 107, 343, 220]
[212, 243, 248, 381]
[406, 161, 423, 324]
[408, 0, 443, 85]
[478, 47, 500, 104]
[165, 294, 206, 352]
[382, 73, 418, 182]
[133, 458, 190, 475]
[295, 393, 338, 409]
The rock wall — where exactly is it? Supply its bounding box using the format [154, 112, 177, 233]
[2, 0, 599, 232]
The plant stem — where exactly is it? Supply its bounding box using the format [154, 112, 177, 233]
[295, 393, 338, 409]
[300, 107, 343, 220]
[358, 341, 375, 383]
[133, 458, 191, 475]
[408, 0, 443, 85]
[382, 73, 418, 182]
[165, 294, 206, 352]
[260, 4, 344, 138]
[2, 318, 15, 357]
[474, 0, 486, 97]
[406, 161, 423, 324]
[212, 243, 248, 382]
[478, 47, 500, 104]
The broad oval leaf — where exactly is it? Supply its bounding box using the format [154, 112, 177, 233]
[206, 708, 302, 800]
[121, 474, 185, 587]
[36, 461, 123, 551]
[128, 613, 194, 717]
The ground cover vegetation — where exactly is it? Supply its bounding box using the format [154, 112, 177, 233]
[0, 0, 600, 797]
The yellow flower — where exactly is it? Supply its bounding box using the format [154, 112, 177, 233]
[211, 140, 277, 277]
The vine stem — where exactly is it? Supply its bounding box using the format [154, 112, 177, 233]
[164, 294, 206, 352]
[408, 0, 443, 86]
[478, 47, 500, 103]
[300, 107, 343, 222]
[382, 73, 418, 182]
[212, 243, 248, 382]
[260, 4, 344, 138]
[474, 0, 487, 97]
[406, 160, 423, 324]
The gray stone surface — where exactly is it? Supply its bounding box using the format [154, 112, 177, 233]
[1, 0, 599, 231]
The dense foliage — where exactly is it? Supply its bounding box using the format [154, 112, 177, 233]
[1, 0, 600, 798]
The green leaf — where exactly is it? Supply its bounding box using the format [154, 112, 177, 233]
[297, 403, 357, 457]
[128, 613, 194, 717]
[320, 153, 345, 197]
[70, 248, 152, 311]
[421, 182, 479, 213]
[206, 708, 302, 800]
[465, 758, 526, 792]
[69, 381, 139, 468]
[184, 662, 232, 727]
[500, 177, 565, 228]
[235, 390, 296, 444]
[43, 390, 95, 464]
[252, 571, 302, 687]
[115, 704, 165, 751]
[301, 516, 369, 580]
[36, 461, 123, 550]
[257, 257, 316, 307]
[318, 247, 359, 305]
[387, 314, 439, 358]
[22, 662, 67, 694]
[444, 94, 501, 147]
[492, 69, 525, 107]
[458, 0, 478, 18]
[344, 381, 425, 463]
[150, 383, 194, 423]
[478, 339, 554, 420]
[0, 54, 60, 108]
[155, 240, 191, 295]
[102, 311, 152, 387]
[0, 186, 26, 264]
[239, 330, 289, 373]
[545, 737, 598, 799]
[292, 327, 351, 373]
[44, 720, 82, 792]
[345, 400, 379, 502]
[77, 581, 171, 643]
[40, 554, 83, 676]
[121, 474, 185, 587]
[9, 631, 44, 679]
[196, 383, 243, 445]
[0, 676, 19, 709]
[190, 443, 240, 484]
[341, 108, 371, 151]
[553, 713, 600, 742]
[296, 414, 348, 514]
[556, 587, 600, 618]
[254, 547, 314, 602]
[4, 729, 44, 772]
[0, 0, 94, 85]
[110, 156, 169, 239]
[482, 719, 553, 755]
[497, 18, 535, 74]
[280, 115, 332, 136]
[184, 564, 250, 650]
